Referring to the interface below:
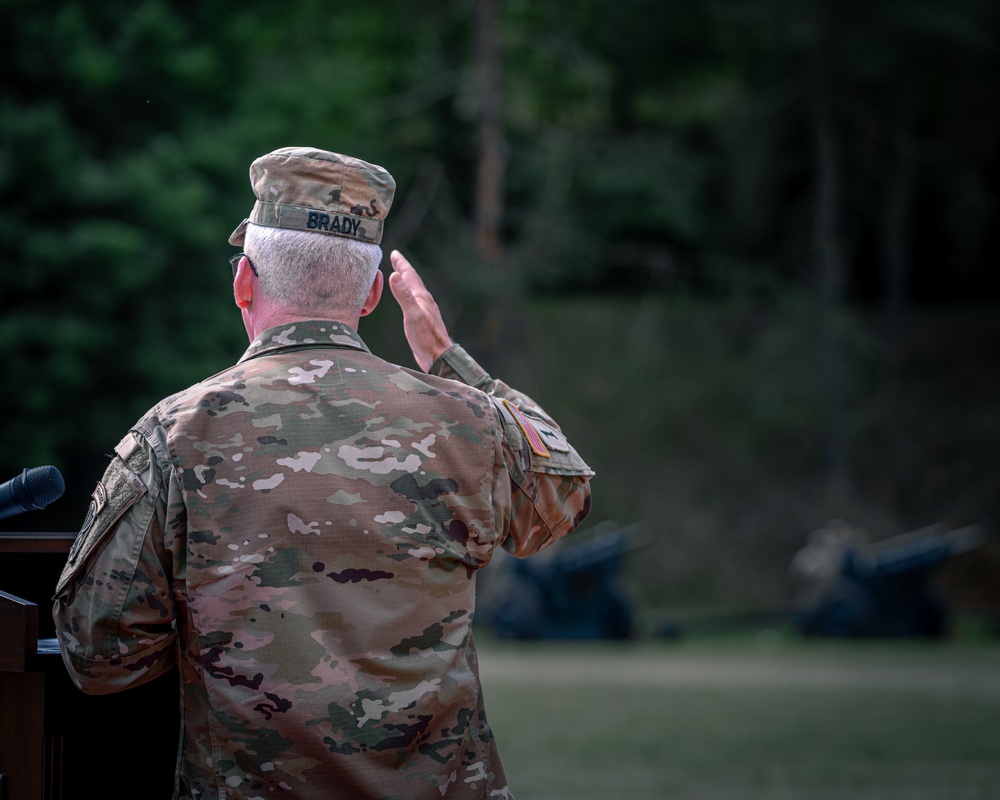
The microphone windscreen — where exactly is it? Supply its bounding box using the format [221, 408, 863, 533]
[17, 465, 66, 510]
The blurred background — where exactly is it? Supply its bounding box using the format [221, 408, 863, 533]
[2, 0, 999, 629]
[4, 2, 1000, 798]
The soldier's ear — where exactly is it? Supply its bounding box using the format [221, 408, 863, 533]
[234, 257, 254, 309]
[360, 269, 383, 317]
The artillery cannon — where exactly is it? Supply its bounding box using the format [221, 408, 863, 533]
[789, 520, 990, 638]
[480, 522, 646, 640]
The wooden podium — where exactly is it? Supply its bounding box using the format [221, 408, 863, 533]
[0, 533, 178, 800]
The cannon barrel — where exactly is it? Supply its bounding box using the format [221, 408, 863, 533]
[853, 524, 988, 578]
[791, 522, 991, 638]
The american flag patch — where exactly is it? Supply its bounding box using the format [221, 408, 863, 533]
[503, 399, 551, 458]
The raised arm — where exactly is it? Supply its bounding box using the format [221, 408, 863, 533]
[388, 249, 594, 557]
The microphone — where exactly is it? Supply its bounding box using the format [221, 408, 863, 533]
[0, 466, 66, 521]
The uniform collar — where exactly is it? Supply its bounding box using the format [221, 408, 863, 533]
[238, 320, 370, 364]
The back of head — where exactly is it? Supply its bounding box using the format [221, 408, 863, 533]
[230, 146, 396, 317]
[244, 224, 383, 316]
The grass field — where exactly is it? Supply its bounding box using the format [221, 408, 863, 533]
[475, 629, 1000, 800]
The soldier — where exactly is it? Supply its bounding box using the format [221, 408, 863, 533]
[52, 147, 594, 799]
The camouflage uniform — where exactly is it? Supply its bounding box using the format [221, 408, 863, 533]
[53, 320, 593, 800]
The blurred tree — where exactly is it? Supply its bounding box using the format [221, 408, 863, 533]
[474, 0, 505, 265]
[0, 0, 256, 523]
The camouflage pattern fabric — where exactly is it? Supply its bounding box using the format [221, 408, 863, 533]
[53, 320, 593, 800]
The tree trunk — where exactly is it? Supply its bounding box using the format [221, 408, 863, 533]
[882, 105, 914, 359]
[878, 99, 915, 518]
[810, 2, 851, 507]
[475, 0, 504, 265]
[471, 0, 513, 364]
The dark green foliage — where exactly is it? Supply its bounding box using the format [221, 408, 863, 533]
[0, 1, 997, 617]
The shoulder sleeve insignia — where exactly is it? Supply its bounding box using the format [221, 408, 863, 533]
[56, 448, 149, 595]
[502, 399, 550, 459]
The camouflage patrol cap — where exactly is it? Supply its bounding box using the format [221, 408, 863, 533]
[229, 146, 395, 246]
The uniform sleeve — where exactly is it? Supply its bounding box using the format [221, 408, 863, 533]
[429, 344, 594, 557]
[51, 426, 178, 695]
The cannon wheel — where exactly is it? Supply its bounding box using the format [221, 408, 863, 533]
[489, 577, 546, 640]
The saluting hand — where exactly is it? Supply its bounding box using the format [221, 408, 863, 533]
[389, 250, 454, 372]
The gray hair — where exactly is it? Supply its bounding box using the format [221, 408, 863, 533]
[243, 223, 383, 315]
